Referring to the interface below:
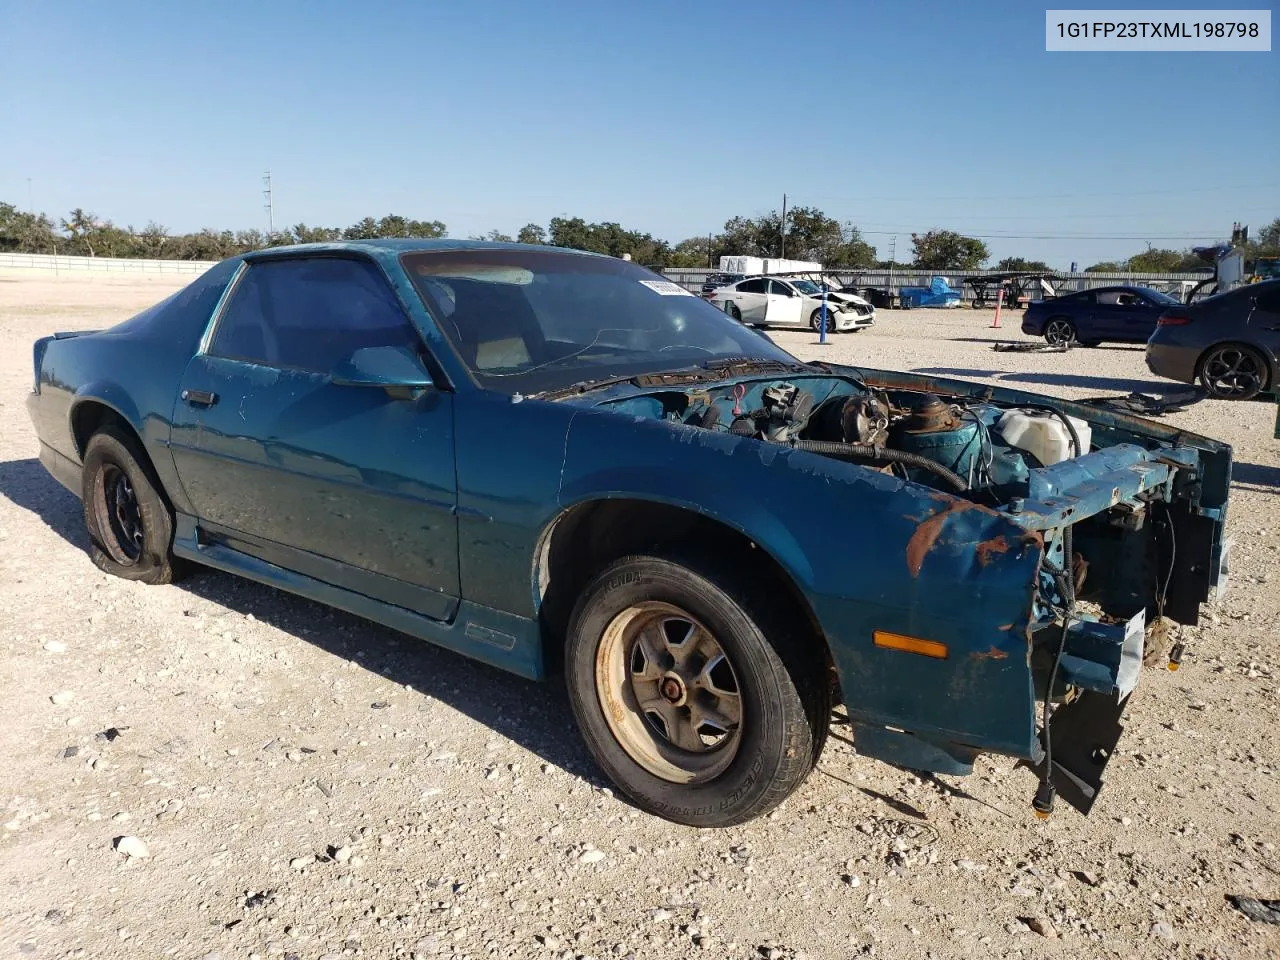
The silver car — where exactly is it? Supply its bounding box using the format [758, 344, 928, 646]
[709, 276, 876, 332]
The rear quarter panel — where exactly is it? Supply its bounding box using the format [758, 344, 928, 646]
[30, 259, 240, 509]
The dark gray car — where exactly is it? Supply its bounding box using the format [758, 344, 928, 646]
[1146, 280, 1280, 400]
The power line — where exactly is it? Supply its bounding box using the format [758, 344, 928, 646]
[802, 183, 1280, 203]
[857, 229, 1224, 241]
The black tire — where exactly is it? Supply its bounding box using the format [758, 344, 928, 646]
[1044, 317, 1076, 346]
[1197, 343, 1269, 401]
[82, 426, 183, 584]
[727, 302, 742, 321]
[810, 308, 836, 333]
[565, 554, 829, 827]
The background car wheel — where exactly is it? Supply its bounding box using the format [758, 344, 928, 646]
[565, 554, 829, 828]
[810, 308, 835, 333]
[1198, 344, 1269, 400]
[1044, 318, 1076, 346]
[727, 302, 742, 321]
[82, 426, 183, 584]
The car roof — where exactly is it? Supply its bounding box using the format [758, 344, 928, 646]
[243, 238, 610, 260]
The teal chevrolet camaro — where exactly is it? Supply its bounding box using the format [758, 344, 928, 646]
[26, 240, 1231, 826]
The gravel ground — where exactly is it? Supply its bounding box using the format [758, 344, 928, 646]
[2, 275, 1278, 960]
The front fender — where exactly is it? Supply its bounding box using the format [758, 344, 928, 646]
[558, 408, 1046, 759]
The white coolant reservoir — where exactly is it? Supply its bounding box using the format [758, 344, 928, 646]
[997, 409, 1092, 465]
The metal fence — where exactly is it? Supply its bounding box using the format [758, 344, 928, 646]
[0, 252, 217, 275]
[661, 266, 1211, 300]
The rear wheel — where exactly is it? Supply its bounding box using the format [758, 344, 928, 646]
[565, 554, 828, 827]
[727, 302, 742, 321]
[82, 426, 183, 584]
[1044, 317, 1076, 346]
[1198, 344, 1268, 400]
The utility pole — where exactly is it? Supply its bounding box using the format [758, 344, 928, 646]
[888, 236, 897, 293]
[262, 171, 274, 235]
[780, 193, 787, 259]
[707, 231, 713, 269]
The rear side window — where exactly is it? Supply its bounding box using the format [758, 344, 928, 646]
[737, 278, 767, 294]
[208, 257, 419, 373]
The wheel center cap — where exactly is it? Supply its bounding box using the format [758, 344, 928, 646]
[659, 674, 687, 707]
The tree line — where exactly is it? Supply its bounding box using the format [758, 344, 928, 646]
[1, 200, 1275, 273]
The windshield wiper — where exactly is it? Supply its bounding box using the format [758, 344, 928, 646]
[701, 356, 811, 373]
[528, 357, 813, 402]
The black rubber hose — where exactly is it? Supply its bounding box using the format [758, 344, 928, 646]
[791, 440, 968, 492]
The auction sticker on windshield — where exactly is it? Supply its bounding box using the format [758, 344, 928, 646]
[639, 279, 695, 296]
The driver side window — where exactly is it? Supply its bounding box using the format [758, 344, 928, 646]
[208, 257, 420, 374]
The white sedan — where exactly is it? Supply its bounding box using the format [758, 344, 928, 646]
[708, 276, 876, 332]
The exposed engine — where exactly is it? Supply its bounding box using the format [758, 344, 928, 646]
[610, 376, 1093, 503]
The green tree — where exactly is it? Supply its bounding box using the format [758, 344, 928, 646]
[516, 223, 546, 245]
[0, 202, 57, 252]
[547, 217, 671, 266]
[1084, 261, 1123, 272]
[292, 223, 342, 244]
[995, 257, 1052, 272]
[132, 222, 169, 258]
[61, 208, 99, 256]
[470, 229, 513, 242]
[1125, 247, 1186, 272]
[910, 230, 989, 270]
[669, 236, 714, 268]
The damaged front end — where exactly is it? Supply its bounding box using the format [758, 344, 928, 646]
[842, 366, 1231, 816]
[587, 361, 1230, 817]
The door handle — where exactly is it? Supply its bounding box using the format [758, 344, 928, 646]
[181, 389, 218, 407]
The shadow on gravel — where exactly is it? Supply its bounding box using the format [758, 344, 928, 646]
[1233, 461, 1280, 490]
[0, 456, 606, 790]
[0, 457, 88, 547]
[912, 367, 1175, 394]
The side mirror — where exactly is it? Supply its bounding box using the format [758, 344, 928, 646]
[331, 345, 434, 400]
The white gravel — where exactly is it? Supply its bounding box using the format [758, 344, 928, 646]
[1, 275, 1278, 959]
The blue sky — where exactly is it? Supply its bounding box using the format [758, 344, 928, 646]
[1, 0, 1276, 267]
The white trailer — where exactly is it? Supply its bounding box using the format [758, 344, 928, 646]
[718, 256, 823, 276]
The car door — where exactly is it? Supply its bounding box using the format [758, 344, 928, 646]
[168, 254, 460, 621]
[733, 277, 770, 323]
[1250, 287, 1280, 361]
[765, 279, 804, 326]
[1090, 289, 1152, 341]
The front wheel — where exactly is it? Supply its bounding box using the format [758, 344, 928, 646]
[1044, 317, 1076, 346]
[565, 554, 828, 827]
[810, 308, 837, 333]
[82, 426, 183, 584]
[1198, 344, 1269, 400]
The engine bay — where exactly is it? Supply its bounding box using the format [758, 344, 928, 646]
[601, 375, 1093, 502]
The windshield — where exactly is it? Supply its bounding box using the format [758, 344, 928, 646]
[402, 249, 799, 395]
[1134, 286, 1180, 305]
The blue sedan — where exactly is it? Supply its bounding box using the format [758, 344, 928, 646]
[1021, 285, 1182, 346]
[25, 241, 1230, 826]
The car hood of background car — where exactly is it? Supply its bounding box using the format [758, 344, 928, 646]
[825, 291, 871, 307]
